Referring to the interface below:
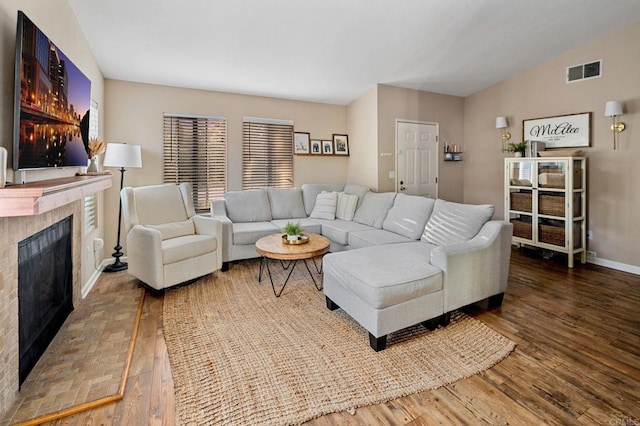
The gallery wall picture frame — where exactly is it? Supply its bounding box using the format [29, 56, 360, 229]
[333, 134, 349, 156]
[294, 132, 311, 155]
[322, 140, 334, 155]
[310, 139, 322, 155]
[523, 112, 591, 148]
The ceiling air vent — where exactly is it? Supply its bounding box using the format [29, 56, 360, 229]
[567, 60, 602, 83]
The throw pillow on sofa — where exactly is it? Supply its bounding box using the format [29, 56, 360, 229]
[422, 199, 494, 246]
[225, 189, 272, 222]
[267, 188, 307, 219]
[382, 193, 435, 240]
[310, 191, 338, 220]
[352, 192, 397, 228]
[335, 192, 358, 221]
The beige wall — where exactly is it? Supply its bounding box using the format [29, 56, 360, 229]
[346, 86, 379, 189]
[464, 22, 640, 268]
[377, 85, 465, 199]
[0, 0, 105, 291]
[103, 80, 348, 253]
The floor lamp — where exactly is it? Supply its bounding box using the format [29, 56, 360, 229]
[102, 143, 142, 273]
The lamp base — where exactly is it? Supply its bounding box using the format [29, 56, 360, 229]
[103, 260, 128, 273]
[611, 122, 626, 132]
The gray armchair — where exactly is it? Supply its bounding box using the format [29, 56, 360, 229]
[120, 183, 222, 290]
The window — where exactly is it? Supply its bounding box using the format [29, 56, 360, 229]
[163, 114, 227, 212]
[242, 117, 294, 189]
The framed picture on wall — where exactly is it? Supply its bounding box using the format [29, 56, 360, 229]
[333, 134, 349, 155]
[322, 140, 334, 155]
[294, 132, 310, 155]
[310, 139, 322, 155]
[523, 112, 591, 148]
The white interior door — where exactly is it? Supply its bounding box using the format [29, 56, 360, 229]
[396, 121, 438, 198]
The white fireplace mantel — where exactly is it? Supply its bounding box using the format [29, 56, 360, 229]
[0, 174, 112, 217]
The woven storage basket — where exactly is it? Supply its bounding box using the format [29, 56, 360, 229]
[539, 195, 564, 216]
[510, 192, 532, 212]
[537, 170, 582, 189]
[539, 224, 565, 246]
[511, 219, 532, 239]
[539, 194, 581, 217]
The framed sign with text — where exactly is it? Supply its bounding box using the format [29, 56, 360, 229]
[523, 112, 591, 148]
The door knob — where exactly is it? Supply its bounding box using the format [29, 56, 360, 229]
[399, 180, 405, 191]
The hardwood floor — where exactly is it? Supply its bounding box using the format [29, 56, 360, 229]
[46, 248, 640, 425]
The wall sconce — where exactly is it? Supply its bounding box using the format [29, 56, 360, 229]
[496, 116, 511, 151]
[604, 101, 626, 150]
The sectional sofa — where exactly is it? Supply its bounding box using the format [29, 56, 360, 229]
[211, 184, 513, 350]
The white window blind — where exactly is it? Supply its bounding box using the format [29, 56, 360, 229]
[84, 99, 99, 235]
[163, 114, 227, 212]
[242, 119, 294, 189]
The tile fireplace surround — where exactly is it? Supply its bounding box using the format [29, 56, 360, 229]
[0, 175, 111, 417]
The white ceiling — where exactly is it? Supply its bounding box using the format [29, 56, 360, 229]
[68, 0, 640, 105]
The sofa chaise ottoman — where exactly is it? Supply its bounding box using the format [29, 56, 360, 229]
[323, 199, 512, 351]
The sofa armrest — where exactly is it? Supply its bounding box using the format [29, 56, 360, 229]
[192, 214, 222, 236]
[211, 199, 233, 263]
[192, 215, 223, 268]
[126, 225, 165, 288]
[430, 220, 513, 312]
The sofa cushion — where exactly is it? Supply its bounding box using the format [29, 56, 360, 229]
[422, 199, 495, 246]
[322, 242, 442, 309]
[382, 194, 435, 240]
[352, 192, 397, 228]
[310, 192, 338, 220]
[267, 188, 307, 220]
[343, 184, 370, 210]
[348, 229, 414, 250]
[225, 189, 272, 222]
[301, 183, 345, 215]
[131, 184, 189, 225]
[232, 221, 280, 245]
[314, 219, 373, 246]
[271, 218, 322, 235]
[335, 192, 358, 221]
[147, 219, 195, 240]
[163, 234, 217, 264]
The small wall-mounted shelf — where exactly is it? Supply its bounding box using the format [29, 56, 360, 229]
[444, 152, 463, 161]
[444, 142, 463, 161]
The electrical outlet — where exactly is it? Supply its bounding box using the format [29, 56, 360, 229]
[587, 250, 597, 259]
[93, 238, 104, 251]
[587, 230, 593, 240]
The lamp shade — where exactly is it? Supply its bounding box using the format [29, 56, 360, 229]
[604, 101, 623, 117]
[495, 116, 508, 129]
[103, 143, 142, 168]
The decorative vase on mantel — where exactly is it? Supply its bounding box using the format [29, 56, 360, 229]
[87, 156, 100, 173]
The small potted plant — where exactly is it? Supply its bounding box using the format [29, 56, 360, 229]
[283, 221, 304, 241]
[504, 141, 528, 157]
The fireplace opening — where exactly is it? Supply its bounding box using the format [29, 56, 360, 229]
[18, 216, 74, 386]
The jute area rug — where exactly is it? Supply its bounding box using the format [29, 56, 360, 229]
[163, 259, 515, 426]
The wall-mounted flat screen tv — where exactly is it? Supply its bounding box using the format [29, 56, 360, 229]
[13, 11, 92, 170]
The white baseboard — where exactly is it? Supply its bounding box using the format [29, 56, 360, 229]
[81, 268, 101, 298]
[587, 256, 640, 276]
[81, 256, 129, 298]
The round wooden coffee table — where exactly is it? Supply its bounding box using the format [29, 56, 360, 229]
[255, 233, 330, 297]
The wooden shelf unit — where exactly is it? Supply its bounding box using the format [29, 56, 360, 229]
[505, 157, 586, 267]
